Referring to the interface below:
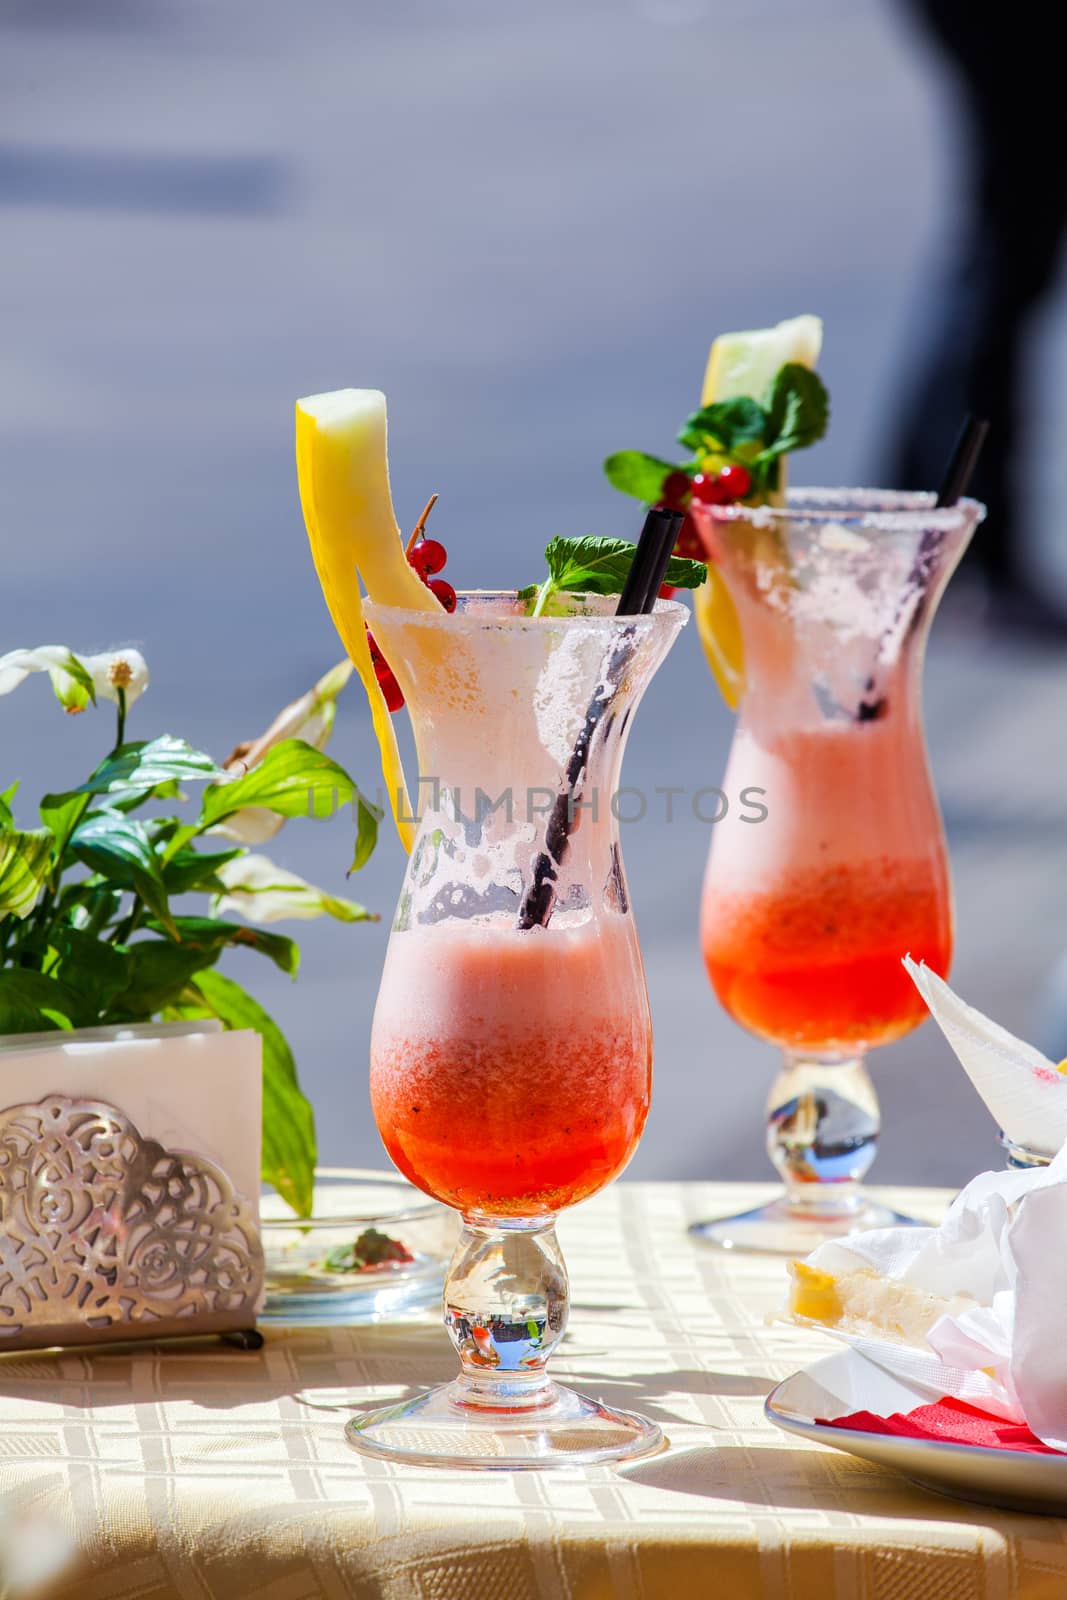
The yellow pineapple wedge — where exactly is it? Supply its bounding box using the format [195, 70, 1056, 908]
[693, 315, 823, 708]
[295, 388, 442, 851]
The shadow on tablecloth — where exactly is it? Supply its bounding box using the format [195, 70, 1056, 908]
[620, 1442, 1059, 1529]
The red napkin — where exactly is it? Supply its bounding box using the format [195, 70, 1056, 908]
[821, 1398, 1065, 1455]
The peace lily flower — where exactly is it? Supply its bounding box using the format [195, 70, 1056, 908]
[83, 648, 150, 708]
[0, 645, 95, 713]
[217, 659, 353, 845]
[213, 851, 373, 926]
[0, 644, 149, 718]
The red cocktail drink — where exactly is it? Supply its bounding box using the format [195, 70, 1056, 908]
[349, 591, 685, 1468]
[372, 916, 651, 1216]
[702, 723, 953, 1056]
[689, 491, 983, 1253]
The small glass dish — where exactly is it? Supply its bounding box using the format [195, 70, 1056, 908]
[259, 1167, 455, 1325]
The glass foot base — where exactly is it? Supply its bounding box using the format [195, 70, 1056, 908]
[344, 1379, 664, 1470]
[690, 1194, 921, 1256]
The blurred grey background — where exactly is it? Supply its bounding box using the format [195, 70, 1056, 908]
[3, 0, 1067, 1188]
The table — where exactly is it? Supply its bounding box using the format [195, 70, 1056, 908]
[2, 1181, 1066, 1600]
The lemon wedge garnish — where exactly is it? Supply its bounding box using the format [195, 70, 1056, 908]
[694, 315, 824, 707]
[701, 314, 823, 410]
[693, 567, 745, 712]
[295, 388, 442, 851]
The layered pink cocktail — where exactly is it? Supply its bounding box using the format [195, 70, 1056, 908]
[371, 913, 651, 1216]
[702, 719, 952, 1054]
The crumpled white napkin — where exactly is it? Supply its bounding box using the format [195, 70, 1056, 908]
[904, 955, 1067, 1158]
[803, 1139, 1067, 1448]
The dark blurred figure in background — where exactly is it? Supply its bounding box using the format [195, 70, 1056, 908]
[890, 0, 1067, 634]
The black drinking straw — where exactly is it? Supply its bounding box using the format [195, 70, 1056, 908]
[517, 507, 683, 930]
[936, 415, 990, 508]
[616, 506, 685, 615]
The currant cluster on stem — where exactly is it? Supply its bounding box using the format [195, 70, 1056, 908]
[656, 463, 752, 596]
[367, 533, 456, 713]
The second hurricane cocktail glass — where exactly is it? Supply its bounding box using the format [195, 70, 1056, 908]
[691, 491, 983, 1254]
[347, 590, 685, 1468]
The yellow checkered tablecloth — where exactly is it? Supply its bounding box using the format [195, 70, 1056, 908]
[3, 1181, 1067, 1599]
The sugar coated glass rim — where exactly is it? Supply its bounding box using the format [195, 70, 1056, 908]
[704, 487, 984, 535]
[364, 591, 690, 628]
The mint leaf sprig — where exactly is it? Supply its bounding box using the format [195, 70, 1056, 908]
[604, 362, 829, 506]
[519, 536, 706, 618]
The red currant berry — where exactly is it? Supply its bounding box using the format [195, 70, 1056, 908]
[674, 515, 704, 560]
[429, 577, 457, 612]
[661, 470, 692, 509]
[379, 671, 405, 713]
[658, 583, 678, 600]
[366, 629, 383, 664]
[409, 537, 447, 577]
[689, 473, 729, 506]
[718, 463, 752, 500]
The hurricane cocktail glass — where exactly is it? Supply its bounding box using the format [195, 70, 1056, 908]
[346, 591, 685, 1467]
[690, 490, 983, 1254]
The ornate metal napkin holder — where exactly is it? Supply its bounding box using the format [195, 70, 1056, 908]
[0, 1094, 263, 1351]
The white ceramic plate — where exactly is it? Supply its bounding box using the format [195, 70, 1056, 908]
[766, 1346, 1067, 1515]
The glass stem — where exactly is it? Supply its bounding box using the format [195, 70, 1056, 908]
[766, 1052, 880, 1219]
[443, 1216, 568, 1412]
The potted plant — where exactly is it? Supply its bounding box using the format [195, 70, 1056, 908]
[0, 643, 377, 1220]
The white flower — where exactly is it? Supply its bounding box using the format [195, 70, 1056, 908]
[0, 645, 94, 713]
[0, 644, 149, 715]
[213, 852, 372, 925]
[83, 648, 150, 707]
[216, 660, 353, 844]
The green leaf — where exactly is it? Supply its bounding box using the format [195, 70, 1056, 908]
[103, 777, 187, 814]
[602, 450, 680, 503]
[59, 736, 222, 802]
[759, 363, 830, 459]
[351, 789, 382, 875]
[662, 549, 709, 588]
[190, 968, 316, 1218]
[0, 970, 86, 1033]
[528, 536, 707, 616]
[199, 738, 374, 834]
[0, 782, 18, 830]
[50, 926, 130, 1017]
[62, 880, 122, 936]
[677, 397, 767, 454]
[105, 938, 220, 1021]
[39, 791, 91, 861]
[144, 914, 300, 978]
[161, 844, 246, 896]
[40, 741, 217, 861]
[70, 811, 176, 938]
[0, 828, 54, 920]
